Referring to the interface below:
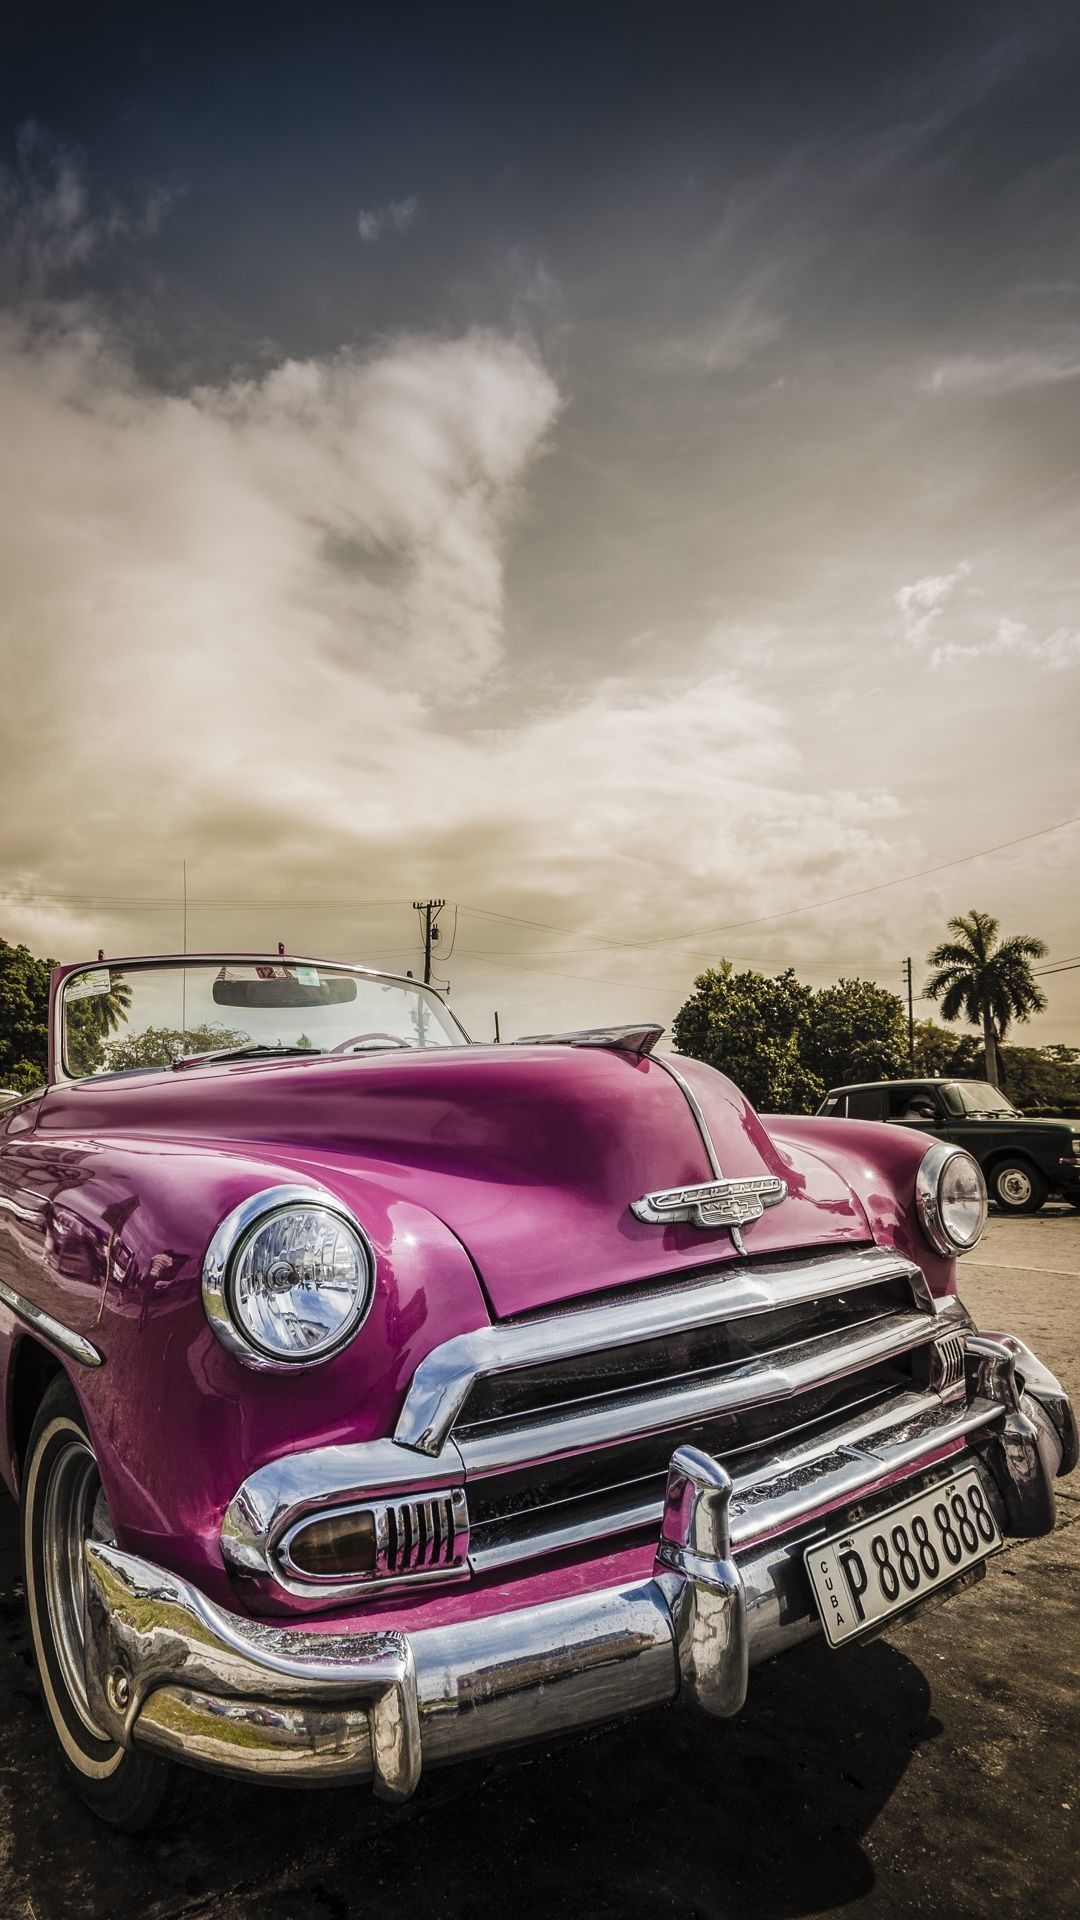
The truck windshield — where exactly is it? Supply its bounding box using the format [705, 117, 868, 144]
[61, 959, 465, 1077]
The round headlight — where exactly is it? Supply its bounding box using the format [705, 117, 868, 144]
[203, 1186, 374, 1369]
[915, 1144, 987, 1257]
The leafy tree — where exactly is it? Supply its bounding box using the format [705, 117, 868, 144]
[672, 963, 823, 1112]
[925, 910, 1048, 1088]
[64, 977, 134, 1076]
[911, 1019, 982, 1079]
[996, 1044, 1080, 1113]
[0, 940, 132, 1088]
[801, 979, 907, 1090]
[103, 1023, 250, 1072]
[0, 938, 53, 1092]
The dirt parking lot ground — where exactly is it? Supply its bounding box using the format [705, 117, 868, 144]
[1, 1210, 1077, 1920]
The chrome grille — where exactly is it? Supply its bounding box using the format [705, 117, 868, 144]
[391, 1244, 971, 1579]
[384, 1494, 463, 1575]
[929, 1333, 967, 1396]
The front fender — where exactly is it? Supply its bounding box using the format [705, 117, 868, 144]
[4, 1136, 491, 1609]
[762, 1115, 959, 1298]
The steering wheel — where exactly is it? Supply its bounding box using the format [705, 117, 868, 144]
[330, 1032, 412, 1053]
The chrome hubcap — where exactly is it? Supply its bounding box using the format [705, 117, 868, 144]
[998, 1168, 1031, 1206]
[41, 1439, 116, 1739]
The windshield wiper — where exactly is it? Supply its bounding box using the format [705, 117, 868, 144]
[170, 1044, 325, 1071]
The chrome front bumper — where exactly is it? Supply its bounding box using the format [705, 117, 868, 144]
[82, 1336, 1075, 1800]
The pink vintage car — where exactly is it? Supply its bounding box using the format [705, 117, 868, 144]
[0, 952, 1075, 1829]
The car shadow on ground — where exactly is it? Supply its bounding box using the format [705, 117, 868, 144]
[0, 1491, 941, 1920]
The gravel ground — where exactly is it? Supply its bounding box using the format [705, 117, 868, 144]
[1, 1209, 1077, 1920]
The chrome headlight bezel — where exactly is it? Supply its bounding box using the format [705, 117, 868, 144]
[202, 1184, 375, 1371]
[915, 1143, 987, 1258]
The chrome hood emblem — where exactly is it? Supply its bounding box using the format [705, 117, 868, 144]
[626, 1050, 787, 1251]
[631, 1175, 787, 1237]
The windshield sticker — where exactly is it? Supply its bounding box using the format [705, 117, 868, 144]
[294, 965, 320, 986]
[215, 965, 293, 983]
[65, 968, 112, 1002]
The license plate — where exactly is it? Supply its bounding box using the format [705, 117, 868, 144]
[804, 1468, 1001, 1647]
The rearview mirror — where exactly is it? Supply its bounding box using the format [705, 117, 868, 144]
[212, 977, 357, 1009]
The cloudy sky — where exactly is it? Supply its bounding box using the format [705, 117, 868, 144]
[1, 1, 1077, 1045]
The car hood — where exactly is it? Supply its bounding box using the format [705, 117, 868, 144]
[43, 1046, 873, 1317]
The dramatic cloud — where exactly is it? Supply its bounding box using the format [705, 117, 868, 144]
[0, 299, 912, 1023]
[357, 196, 418, 242]
[897, 566, 1079, 672]
[895, 564, 972, 649]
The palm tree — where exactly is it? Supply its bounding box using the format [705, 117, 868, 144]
[925, 910, 1047, 1087]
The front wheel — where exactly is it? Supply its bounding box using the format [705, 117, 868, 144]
[21, 1375, 180, 1831]
[989, 1159, 1048, 1215]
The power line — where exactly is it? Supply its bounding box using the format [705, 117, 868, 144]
[450, 808, 1079, 956]
[454, 904, 880, 966]
[452, 940, 887, 968]
[582, 811, 1080, 950]
[5, 809, 1076, 938]
[0, 891, 412, 910]
[3, 808, 1077, 985]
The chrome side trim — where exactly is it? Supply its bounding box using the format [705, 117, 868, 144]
[393, 1245, 927, 1455]
[454, 1298, 971, 1476]
[0, 1276, 102, 1369]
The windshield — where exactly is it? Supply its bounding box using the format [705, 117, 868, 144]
[60, 959, 465, 1078]
[950, 1082, 1020, 1118]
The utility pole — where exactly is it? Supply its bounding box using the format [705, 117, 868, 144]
[413, 899, 445, 985]
[903, 957, 916, 1072]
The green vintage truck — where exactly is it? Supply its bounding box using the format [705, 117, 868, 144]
[817, 1078, 1080, 1215]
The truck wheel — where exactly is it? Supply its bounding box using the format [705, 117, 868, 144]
[21, 1375, 180, 1831]
[989, 1159, 1048, 1215]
